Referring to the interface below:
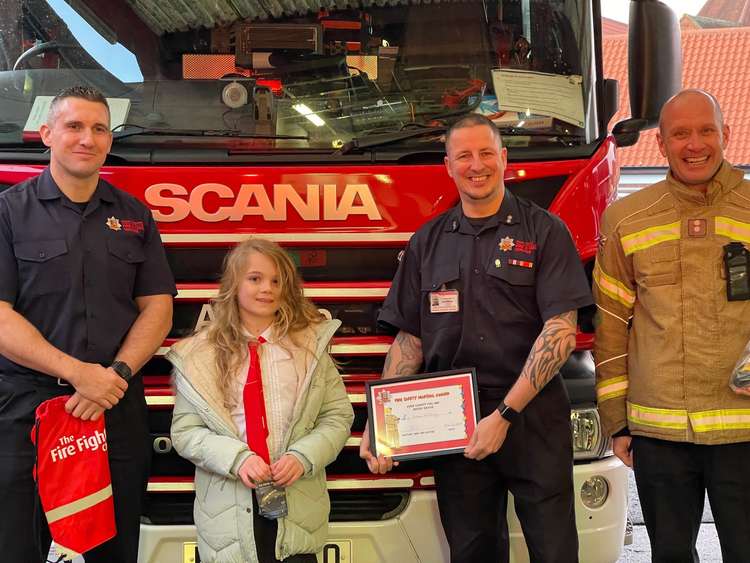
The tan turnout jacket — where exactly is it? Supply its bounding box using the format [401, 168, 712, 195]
[594, 161, 750, 445]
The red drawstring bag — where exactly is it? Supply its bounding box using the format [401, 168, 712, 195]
[31, 396, 116, 559]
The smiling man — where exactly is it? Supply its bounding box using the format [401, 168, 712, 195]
[594, 89, 750, 562]
[361, 114, 592, 563]
[0, 87, 176, 562]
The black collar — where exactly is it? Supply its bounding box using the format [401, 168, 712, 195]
[444, 189, 521, 234]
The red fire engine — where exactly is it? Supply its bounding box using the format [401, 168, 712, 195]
[0, 0, 680, 561]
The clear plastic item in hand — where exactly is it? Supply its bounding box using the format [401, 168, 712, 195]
[255, 482, 288, 520]
[730, 343, 750, 390]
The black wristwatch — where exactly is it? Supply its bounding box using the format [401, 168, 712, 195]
[111, 360, 133, 382]
[496, 401, 520, 425]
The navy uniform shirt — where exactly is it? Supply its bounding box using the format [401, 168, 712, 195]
[378, 190, 593, 392]
[0, 168, 177, 378]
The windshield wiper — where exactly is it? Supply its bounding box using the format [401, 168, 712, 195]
[337, 122, 586, 155]
[496, 126, 583, 139]
[112, 126, 308, 142]
[337, 125, 446, 155]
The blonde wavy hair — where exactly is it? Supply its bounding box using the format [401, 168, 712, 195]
[203, 238, 324, 408]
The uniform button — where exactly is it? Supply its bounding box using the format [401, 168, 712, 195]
[246, 507, 252, 514]
[432, 283, 438, 289]
[38, 251, 46, 258]
[127, 252, 133, 259]
[474, 268, 479, 274]
[479, 335, 485, 342]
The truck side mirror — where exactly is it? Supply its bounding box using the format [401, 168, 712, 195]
[613, 0, 682, 147]
[602, 78, 619, 129]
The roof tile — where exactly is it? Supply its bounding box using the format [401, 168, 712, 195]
[604, 27, 750, 166]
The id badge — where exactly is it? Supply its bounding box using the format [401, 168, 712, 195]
[429, 289, 459, 313]
[255, 482, 288, 520]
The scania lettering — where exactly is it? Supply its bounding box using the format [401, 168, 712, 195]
[0, 1, 680, 561]
[146, 183, 383, 222]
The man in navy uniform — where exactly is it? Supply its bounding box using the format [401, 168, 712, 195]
[361, 114, 591, 562]
[0, 86, 176, 562]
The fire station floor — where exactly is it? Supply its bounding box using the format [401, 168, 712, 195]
[617, 471, 721, 562]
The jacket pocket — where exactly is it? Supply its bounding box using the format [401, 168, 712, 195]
[106, 237, 145, 298]
[13, 239, 70, 295]
[486, 262, 535, 286]
[634, 243, 680, 287]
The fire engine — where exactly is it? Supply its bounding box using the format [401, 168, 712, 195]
[0, 0, 680, 561]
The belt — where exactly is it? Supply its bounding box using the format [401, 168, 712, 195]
[0, 372, 72, 390]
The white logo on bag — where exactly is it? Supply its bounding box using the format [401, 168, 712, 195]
[49, 429, 108, 462]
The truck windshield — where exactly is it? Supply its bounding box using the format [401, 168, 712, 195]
[0, 0, 597, 150]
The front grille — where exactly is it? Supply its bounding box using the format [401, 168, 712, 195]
[330, 491, 408, 521]
[143, 490, 410, 525]
[506, 175, 568, 210]
[167, 247, 401, 283]
[143, 493, 193, 525]
[172, 300, 386, 339]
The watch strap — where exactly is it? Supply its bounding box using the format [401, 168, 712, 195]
[497, 401, 520, 424]
[111, 360, 133, 382]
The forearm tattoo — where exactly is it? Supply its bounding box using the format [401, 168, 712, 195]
[382, 331, 423, 378]
[521, 310, 577, 391]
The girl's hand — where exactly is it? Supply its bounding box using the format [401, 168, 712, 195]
[271, 454, 304, 487]
[238, 455, 272, 488]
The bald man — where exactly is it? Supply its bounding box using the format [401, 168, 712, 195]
[593, 89, 750, 562]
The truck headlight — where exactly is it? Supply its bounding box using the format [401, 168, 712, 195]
[580, 476, 609, 508]
[570, 408, 609, 460]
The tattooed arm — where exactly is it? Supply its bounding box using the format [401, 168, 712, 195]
[464, 310, 577, 460]
[382, 330, 423, 379]
[360, 331, 423, 473]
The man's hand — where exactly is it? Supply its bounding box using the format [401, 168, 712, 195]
[359, 421, 398, 474]
[464, 410, 509, 460]
[732, 386, 750, 397]
[238, 455, 272, 488]
[612, 435, 633, 468]
[271, 454, 304, 487]
[64, 392, 106, 420]
[68, 364, 127, 409]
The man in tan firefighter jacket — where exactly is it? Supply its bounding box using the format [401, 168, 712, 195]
[594, 89, 750, 562]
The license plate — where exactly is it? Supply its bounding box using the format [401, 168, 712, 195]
[318, 540, 353, 563]
[183, 540, 352, 563]
[183, 543, 199, 563]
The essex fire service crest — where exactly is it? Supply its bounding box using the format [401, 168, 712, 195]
[499, 236, 515, 252]
[106, 216, 122, 231]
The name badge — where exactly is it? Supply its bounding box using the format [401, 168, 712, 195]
[429, 290, 459, 313]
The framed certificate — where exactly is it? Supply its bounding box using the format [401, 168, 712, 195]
[365, 368, 480, 461]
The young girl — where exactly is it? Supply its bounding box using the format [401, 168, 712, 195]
[168, 238, 354, 563]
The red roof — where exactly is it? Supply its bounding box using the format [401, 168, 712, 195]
[603, 26, 750, 166]
[601, 17, 628, 36]
[699, 0, 750, 25]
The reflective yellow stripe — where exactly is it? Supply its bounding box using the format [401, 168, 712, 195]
[628, 402, 688, 430]
[596, 376, 628, 402]
[45, 484, 112, 524]
[715, 217, 750, 244]
[620, 221, 681, 255]
[690, 409, 750, 432]
[593, 263, 635, 309]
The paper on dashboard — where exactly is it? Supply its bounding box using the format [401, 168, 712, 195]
[491, 68, 585, 128]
